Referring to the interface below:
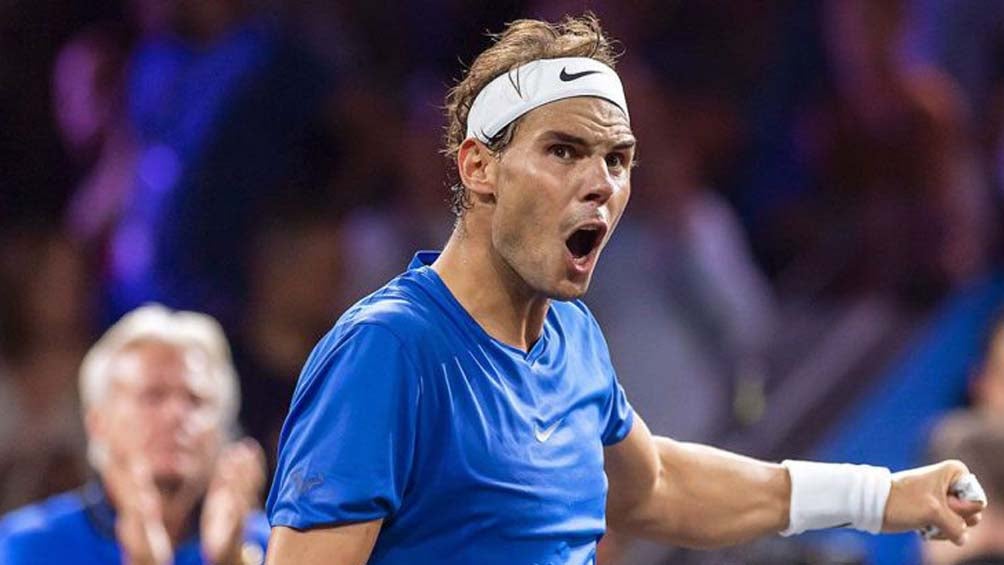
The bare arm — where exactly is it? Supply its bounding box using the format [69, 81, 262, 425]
[605, 414, 985, 550]
[604, 415, 790, 549]
[265, 520, 382, 565]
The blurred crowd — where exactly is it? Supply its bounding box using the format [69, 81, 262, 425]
[1, 1, 1003, 563]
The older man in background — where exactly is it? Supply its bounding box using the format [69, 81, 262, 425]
[0, 305, 267, 565]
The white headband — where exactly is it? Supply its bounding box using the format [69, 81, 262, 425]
[465, 56, 629, 143]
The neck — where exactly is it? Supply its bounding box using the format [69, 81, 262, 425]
[433, 219, 550, 352]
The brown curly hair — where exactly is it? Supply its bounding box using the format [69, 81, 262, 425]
[442, 13, 621, 217]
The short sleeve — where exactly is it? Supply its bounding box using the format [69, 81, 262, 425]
[267, 323, 420, 529]
[601, 375, 635, 446]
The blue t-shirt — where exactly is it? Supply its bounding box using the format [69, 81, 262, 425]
[268, 251, 635, 564]
[0, 482, 270, 565]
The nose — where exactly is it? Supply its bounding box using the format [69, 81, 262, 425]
[581, 156, 616, 206]
[160, 390, 194, 426]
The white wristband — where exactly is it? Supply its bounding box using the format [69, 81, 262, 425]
[780, 460, 892, 536]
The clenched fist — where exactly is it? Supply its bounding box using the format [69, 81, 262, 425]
[882, 460, 986, 545]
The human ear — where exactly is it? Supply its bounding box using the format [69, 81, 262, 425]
[457, 138, 497, 199]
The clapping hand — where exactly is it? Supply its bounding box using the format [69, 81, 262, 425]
[201, 439, 266, 565]
[104, 456, 173, 565]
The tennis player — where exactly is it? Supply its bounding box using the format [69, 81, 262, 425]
[0, 305, 268, 564]
[265, 15, 985, 565]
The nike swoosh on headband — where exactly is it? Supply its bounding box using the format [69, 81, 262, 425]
[559, 67, 602, 82]
[465, 57, 630, 142]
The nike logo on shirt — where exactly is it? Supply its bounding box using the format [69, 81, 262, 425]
[559, 67, 601, 82]
[534, 419, 563, 442]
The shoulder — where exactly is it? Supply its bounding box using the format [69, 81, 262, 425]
[294, 270, 443, 390]
[0, 492, 89, 553]
[326, 270, 444, 352]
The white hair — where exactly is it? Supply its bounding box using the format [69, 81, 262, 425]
[79, 303, 241, 468]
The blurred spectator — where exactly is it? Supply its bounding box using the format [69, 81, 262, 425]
[53, 24, 139, 253]
[911, 0, 1004, 229]
[0, 230, 90, 512]
[103, 0, 335, 337]
[394, 72, 460, 247]
[0, 305, 269, 564]
[923, 411, 1004, 565]
[0, 0, 123, 226]
[236, 211, 353, 473]
[786, 0, 991, 307]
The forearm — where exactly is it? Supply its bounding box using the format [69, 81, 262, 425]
[610, 437, 790, 548]
[606, 418, 981, 549]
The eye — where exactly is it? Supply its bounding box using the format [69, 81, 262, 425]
[549, 144, 575, 160]
[606, 152, 626, 170]
[187, 390, 207, 408]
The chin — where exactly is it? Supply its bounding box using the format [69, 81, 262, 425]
[549, 280, 590, 301]
[151, 470, 188, 494]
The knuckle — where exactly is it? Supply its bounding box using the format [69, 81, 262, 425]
[944, 459, 969, 474]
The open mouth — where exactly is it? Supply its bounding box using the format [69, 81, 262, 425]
[565, 225, 604, 260]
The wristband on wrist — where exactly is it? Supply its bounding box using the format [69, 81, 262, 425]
[780, 460, 892, 536]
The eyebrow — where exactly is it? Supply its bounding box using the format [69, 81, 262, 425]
[541, 130, 636, 151]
